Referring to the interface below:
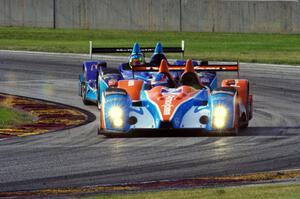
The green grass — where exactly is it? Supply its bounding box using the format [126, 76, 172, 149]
[87, 184, 300, 199]
[0, 27, 300, 64]
[0, 106, 33, 128]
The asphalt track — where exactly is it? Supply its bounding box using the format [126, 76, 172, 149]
[0, 51, 299, 192]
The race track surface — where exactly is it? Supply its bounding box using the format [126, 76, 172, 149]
[0, 51, 299, 192]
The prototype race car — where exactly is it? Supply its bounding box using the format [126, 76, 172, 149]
[79, 42, 188, 106]
[98, 59, 253, 136]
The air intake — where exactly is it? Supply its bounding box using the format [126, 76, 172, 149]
[159, 122, 173, 129]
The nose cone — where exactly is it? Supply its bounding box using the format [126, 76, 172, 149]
[159, 59, 169, 73]
[154, 42, 163, 54]
[132, 42, 141, 55]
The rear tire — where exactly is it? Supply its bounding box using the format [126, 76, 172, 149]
[82, 84, 91, 105]
[232, 104, 240, 136]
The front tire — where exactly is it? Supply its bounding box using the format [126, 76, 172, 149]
[97, 92, 101, 110]
[231, 127, 239, 136]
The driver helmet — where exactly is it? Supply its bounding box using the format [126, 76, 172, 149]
[128, 42, 146, 68]
[128, 53, 145, 68]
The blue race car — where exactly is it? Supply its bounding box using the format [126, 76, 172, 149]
[79, 42, 200, 107]
[98, 59, 253, 136]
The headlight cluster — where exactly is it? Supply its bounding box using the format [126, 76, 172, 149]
[213, 105, 228, 129]
[108, 106, 124, 128]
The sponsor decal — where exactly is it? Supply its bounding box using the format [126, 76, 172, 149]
[161, 88, 182, 94]
[201, 77, 210, 83]
[128, 80, 135, 86]
[162, 95, 174, 115]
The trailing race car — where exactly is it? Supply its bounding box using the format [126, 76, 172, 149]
[79, 42, 189, 107]
[98, 59, 253, 136]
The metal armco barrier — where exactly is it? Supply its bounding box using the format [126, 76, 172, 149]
[0, 0, 299, 33]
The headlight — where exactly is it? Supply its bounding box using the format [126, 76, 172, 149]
[108, 106, 124, 128]
[213, 105, 228, 129]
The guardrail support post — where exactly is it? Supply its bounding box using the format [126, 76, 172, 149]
[89, 41, 93, 60]
[181, 40, 185, 59]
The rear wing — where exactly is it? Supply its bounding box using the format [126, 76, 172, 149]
[132, 62, 239, 72]
[89, 40, 185, 59]
[132, 62, 240, 77]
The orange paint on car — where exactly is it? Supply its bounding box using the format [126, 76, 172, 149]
[117, 79, 144, 101]
[146, 86, 198, 121]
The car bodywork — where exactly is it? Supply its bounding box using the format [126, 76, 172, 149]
[98, 59, 253, 136]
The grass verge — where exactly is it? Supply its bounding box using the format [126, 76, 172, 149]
[0, 27, 300, 64]
[87, 184, 300, 199]
[0, 106, 33, 128]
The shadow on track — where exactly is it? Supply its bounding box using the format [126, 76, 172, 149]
[240, 126, 300, 136]
[101, 127, 300, 138]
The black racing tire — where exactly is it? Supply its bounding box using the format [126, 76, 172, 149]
[240, 122, 249, 129]
[81, 83, 91, 105]
[97, 91, 101, 110]
[239, 112, 249, 129]
[231, 127, 239, 136]
[232, 104, 240, 136]
[78, 81, 82, 96]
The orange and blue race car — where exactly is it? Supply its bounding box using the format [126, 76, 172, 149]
[98, 58, 253, 136]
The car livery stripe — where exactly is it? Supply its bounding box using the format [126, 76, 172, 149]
[169, 90, 202, 121]
[144, 91, 163, 121]
[145, 86, 199, 122]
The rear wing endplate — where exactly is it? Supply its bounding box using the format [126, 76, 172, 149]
[89, 40, 185, 59]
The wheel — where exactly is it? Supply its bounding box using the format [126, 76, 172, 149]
[97, 127, 102, 135]
[79, 83, 82, 96]
[240, 113, 249, 129]
[231, 127, 239, 136]
[232, 103, 240, 136]
[97, 92, 101, 110]
[81, 83, 90, 105]
[240, 122, 249, 129]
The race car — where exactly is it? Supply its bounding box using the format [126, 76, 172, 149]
[79, 42, 188, 106]
[98, 59, 253, 136]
